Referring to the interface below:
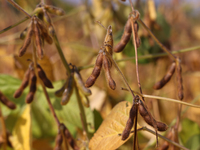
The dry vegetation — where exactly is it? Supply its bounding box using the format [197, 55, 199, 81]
[0, 0, 200, 150]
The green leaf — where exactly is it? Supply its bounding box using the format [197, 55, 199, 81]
[185, 134, 200, 150]
[180, 118, 200, 145]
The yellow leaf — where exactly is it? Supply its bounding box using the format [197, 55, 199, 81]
[10, 105, 32, 150]
[89, 101, 141, 150]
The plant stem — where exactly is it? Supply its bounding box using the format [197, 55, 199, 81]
[52, 34, 71, 74]
[105, 51, 135, 98]
[138, 18, 176, 60]
[7, 0, 31, 18]
[142, 127, 189, 150]
[0, 17, 29, 34]
[122, 87, 200, 108]
[0, 104, 7, 150]
[131, 19, 144, 100]
[32, 42, 60, 127]
[78, 46, 200, 71]
[74, 84, 89, 139]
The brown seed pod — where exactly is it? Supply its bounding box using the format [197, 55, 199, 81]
[103, 53, 116, 90]
[61, 124, 79, 150]
[74, 67, 91, 96]
[26, 69, 37, 104]
[0, 92, 16, 110]
[138, 100, 168, 131]
[133, 21, 141, 48]
[14, 68, 31, 98]
[55, 81, 68, 97]
[44, 5, 65, 16]
[85, 50, 103, 88]
[61, 72, 74, 105]
[34, 18, 44, 59]
[104, 25, 113, 56]
[121, 101, 138, 140]
[54, 130, 63, 150]
[114, 18, 132, 53]
[153, 62, 176, 90]
[176, 58, 184, 100]
[36, 18, 53, 44]
[37, 64, 54, 88]
[19, 20, 34, 57]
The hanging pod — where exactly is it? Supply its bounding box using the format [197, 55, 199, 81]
[61, 71, 74, 105]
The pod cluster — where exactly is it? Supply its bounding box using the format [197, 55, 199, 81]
[85, 25, 116, 90]
[14, 62, 53, 103]
[153, 57, 184, 100]
[35, 2, 65, 36]
[0, 91, 16, 110]
[54, 123, 79, 150]
[55, 65, 91, 106]
[121, 95, 168, 141]
[19, 16, 53, 59]
[85, 48, 116, 90]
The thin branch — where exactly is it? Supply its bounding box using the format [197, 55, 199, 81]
[122, 87, 200, 108]
[32, 41, 60, 127]
[78, 46, 200, 71]
[138, 18, 176, 60]
[105, 51, 135, 98]
[74, 84, 89, 139]
[7, 0, 31, 18]
[142, 127, 189, 150]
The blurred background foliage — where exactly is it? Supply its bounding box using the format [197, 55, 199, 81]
[0, 0, 200, 149]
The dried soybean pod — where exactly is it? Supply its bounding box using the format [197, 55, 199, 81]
[45, 5, 65, 16]
[54, 131, 63, 150]
[176, 58, 184, 100]
[104, 25, 113, 56]
[103, 54, 116, 90]
[133, 21, 141, 48]
[55, 80, 68, 97]
[138, 100, 168, 131]
[36, 18, 53, 44]
[121, 102, 138, 140]
[153, 62, 176, 90]
[62, 124, 79, 150]
[14, 68, 31, 98]
[37, 64, 54, 88]
[74, 67, 91, 96]
[26, 69, 37, 104]
[34, 18, 44, 59]
[114, 18, 132, 53]
[19, 20, 34, 57]
[61, 72, 74, 105]
[85, 51, 103, 88]
[0, 92, 16, 110]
